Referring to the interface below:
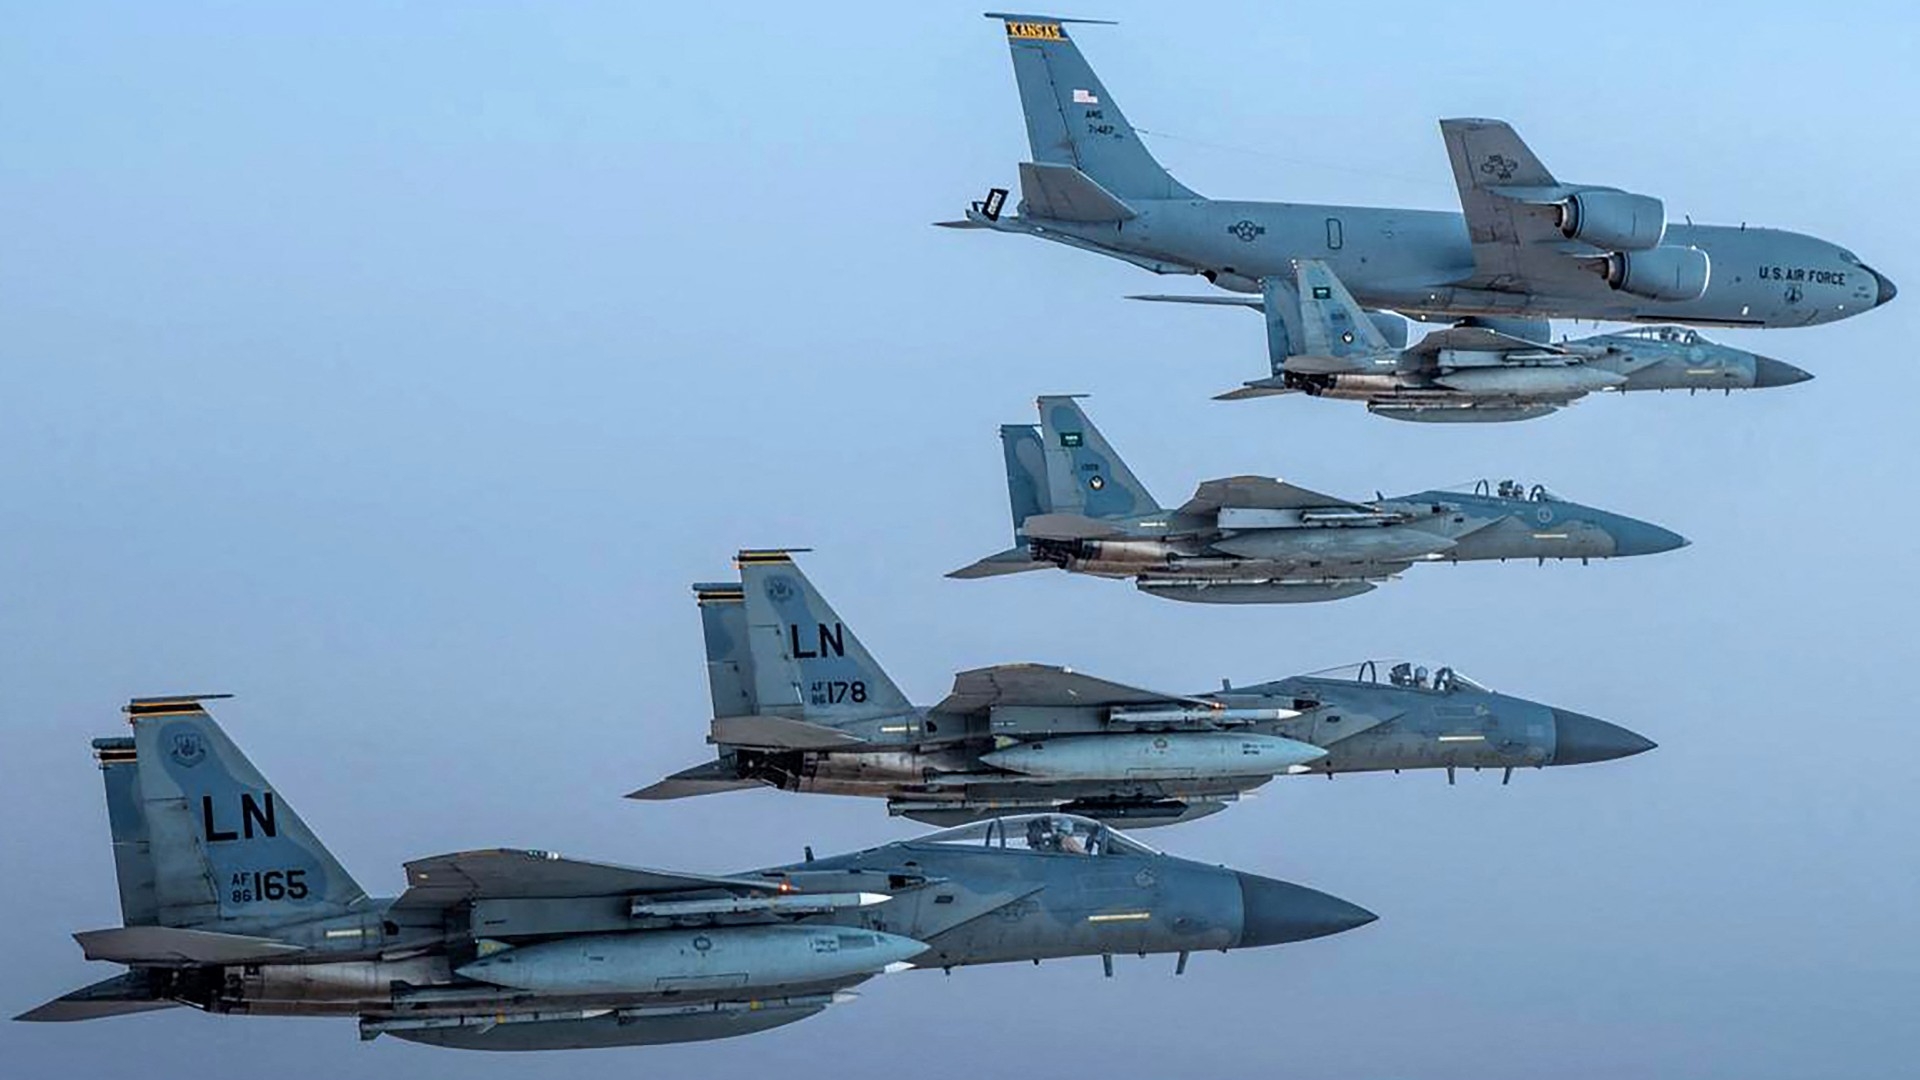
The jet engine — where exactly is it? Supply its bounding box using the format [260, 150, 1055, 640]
[1558, 189, 1666, 251]
[1592, 245, 1711, 302]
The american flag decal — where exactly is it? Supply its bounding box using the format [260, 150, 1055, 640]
[1072, 89, 1099, 104]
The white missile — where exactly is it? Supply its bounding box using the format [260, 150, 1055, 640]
[628, 891, 890, 920]
[981, 732, 1327, 781]
[1108, 704, 1301, 727]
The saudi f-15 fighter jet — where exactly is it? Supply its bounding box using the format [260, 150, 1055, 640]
[1192, 260, 1814, 421]
[942, 14, 1894, 328]
[950, 396, 1686, 602]
[20, 697, 1373, 1050]
[635, 551, 1654, 826]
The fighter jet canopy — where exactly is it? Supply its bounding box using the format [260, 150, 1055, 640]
[913, 814, 1161, 858]
[1300, 659, 1492, 694]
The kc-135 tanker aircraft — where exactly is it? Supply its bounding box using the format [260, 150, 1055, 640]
[944, 14, 1895, 329]
[638, 551, 1655, 826]
[19, 697, 1373, 1050]
[951, 396, 1686, 601]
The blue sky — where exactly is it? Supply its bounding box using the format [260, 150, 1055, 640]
[2, 3, 1915, 1077]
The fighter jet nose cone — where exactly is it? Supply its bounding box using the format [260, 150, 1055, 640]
[1610, 521, 1689, 557]
[1752, 356, 1815, 388]
[1550, 708, 1657, 766]
[1235, 873, 1377, 947]
[1871, 266, 1897, 306]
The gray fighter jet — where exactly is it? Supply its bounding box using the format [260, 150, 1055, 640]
[942, 15, 1894, 328]
[951, 396, 1686, 601]
[19, 696, 1373, 1050]
[1192, 260, 1814, 421]
[637, 551, 1655, 826]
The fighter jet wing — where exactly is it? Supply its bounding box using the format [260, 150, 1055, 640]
[395, 849, 780, 907]
[1177, 475, 1368, 516]
[1439, 118, 1623, 296]
[933, 663, 1209, 716]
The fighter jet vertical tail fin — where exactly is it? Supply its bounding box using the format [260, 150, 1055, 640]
[693, 581, 757, 720]
[119, 696, 367, 930]
[1260, 273, 1303, 378]
[1293, 260, 1394, 361]
[1035, 395, 1160, 520]
[988, 13, 1197, 202]
[93, 736, 160, 927]
[1001, 422, 1053, 544]
[735, 551, 913, 727]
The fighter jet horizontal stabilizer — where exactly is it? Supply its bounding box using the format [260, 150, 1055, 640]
[73, 926, 307, 966]
[948, 547, 1049, 580]
[710, 713, 870, 750]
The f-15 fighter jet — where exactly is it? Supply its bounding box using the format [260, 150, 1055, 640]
[1184, 260, 1814, 421]
[637, 551, 1655, 826]
[19, 696, 1372, 1050]
[952, 396, 1687, 601]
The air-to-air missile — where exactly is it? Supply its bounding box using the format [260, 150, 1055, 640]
[948, 396, 1687, 603]
[1186, 260, 1815, 421]
[636, 551, 1655, 827]
[19, 697, 1374, 1050]
[942, 15, 1893, 328]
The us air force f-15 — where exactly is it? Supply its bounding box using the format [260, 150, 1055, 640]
[1197, 259, 1814, 422]
[942, 14, 1894, 328]
[950, 396, 1686, 601]
[19, 697, 1373, 1050]
[636, 551, 1655, 826]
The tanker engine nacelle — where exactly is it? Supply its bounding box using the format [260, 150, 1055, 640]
[1558, 189, 1666, 251]
[1592, 245, 1712, 302]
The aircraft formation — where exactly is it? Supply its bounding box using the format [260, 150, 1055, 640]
[20, 11, 1894, 1054]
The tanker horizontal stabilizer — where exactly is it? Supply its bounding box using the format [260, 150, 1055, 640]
[73, 926, 307, 966]
[711, 713, 869, 750]
[1125, 293, 1265, 309]
[1017, 162, 1137, 222]
[396, 850, 779, 907]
